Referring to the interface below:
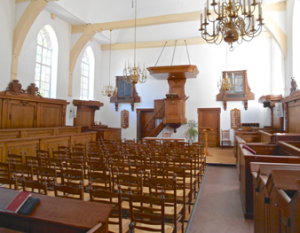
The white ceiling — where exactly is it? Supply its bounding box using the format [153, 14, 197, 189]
[45, 0, 285, 45]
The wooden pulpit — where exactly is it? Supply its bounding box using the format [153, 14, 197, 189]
[147, 65, 199, 132]
[199, 127, 214, 156]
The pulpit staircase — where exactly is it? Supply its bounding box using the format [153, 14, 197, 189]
[143, 102, 166, 137]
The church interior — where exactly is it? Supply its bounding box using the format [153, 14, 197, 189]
[0, 0, 300, 232]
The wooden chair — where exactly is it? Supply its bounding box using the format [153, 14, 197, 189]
[221, 129, 231, 148]
[90, 185, 130, 233]
[0, 162, 18, 190]
[60, 164, 89, 197]
[148, 174, 184, 232]
[129, 188, 173, 233]
[37, 166, 59, 189]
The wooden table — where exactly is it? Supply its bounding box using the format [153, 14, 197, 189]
[0, 188, 113, 233]
[142, 137, 186, 142]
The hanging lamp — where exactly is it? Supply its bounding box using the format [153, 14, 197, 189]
[102, 30, 117, 97]
[123, 0, 147, 86]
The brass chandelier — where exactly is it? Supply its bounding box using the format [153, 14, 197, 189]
[217, 73, 236, 91]
[199, 0, 264, 51]
[123, 0, 147, 85]
[102, 30, 117, 97]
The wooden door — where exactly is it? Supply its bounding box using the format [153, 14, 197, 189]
[197, 108, 221, 147]
[136, 109, 155, 141]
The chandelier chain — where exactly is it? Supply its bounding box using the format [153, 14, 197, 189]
[184, 40, 191, 65]
[155, 41, 168, 66]
[109, 29, 111, 85]
[171, 40, 177, 66]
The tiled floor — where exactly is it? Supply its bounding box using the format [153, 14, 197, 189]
[187, 166, 254, 233]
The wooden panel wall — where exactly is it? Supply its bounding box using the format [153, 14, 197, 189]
[0, 96, 68, 129]
[287, 101, 300, 133]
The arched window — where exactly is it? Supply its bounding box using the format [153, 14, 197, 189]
[80, 46, 95, 100]
[35, 25, 58, 98]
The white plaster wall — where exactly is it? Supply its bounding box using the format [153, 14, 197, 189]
[0, 0, 15, 90]
[97, 37, 274, 144]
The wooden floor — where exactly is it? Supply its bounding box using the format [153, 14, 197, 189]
[206, 147, 236, 165]
[187, 166, 254, 233]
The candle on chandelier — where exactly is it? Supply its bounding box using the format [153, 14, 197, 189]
[258, 2, 262, 16]
[218, 0, 220, 16]
[243, 0, 246, 13]
[204, 7, 207, 20]
[207, 0, 209, 10]
[200, 9, 203, 25]
[232, 0, 236, 14]
[252, 15, 255, 28]
[248, 0, 251, 15]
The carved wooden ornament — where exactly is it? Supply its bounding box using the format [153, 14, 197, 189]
[121, 110, 129, 129]
[231, 108, 241, 129]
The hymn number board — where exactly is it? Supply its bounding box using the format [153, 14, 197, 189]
[231, 108, 241, 129]
[121, 110, 129, 129]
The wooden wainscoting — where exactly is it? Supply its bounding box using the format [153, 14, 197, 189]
[0, 132, 96, 162]
[0, 126, 82, 140]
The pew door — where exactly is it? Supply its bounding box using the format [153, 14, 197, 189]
[3, 100, 37, 129]
[137, 109, 155, 141]
[197, 108, 221, 147]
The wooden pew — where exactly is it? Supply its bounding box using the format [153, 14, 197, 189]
[0, 126, 82, 140]
[0, 132, 97, 162]
[234, 131, 300, 158]
[251, 163, 300, 233]
[238, 143, 300, 219]
[274, 170, 300, 233]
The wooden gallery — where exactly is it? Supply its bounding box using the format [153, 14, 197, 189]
[0, 0, 299, 233]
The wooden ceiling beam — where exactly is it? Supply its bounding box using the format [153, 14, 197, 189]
[72, 2, 286, 34]
[101, 32, 271, 50]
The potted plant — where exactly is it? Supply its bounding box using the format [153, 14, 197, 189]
[187, 119, 198, 144]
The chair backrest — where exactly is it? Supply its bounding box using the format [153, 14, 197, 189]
[54, 183, 84, 200]
[88, 170, 112, 191]
[23, 179, 48, 195]
[36, 147, 50, 157]
[61, 165, 84, 188]
[129, 188, 166, 233]
[221, 129, 230, 140]
[7, 151, 23, 164]
[90, 185, 123, 233]
[37, 166, 58, 187]
[10, 164, 34, 182]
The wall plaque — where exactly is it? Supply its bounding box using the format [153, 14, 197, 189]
[231, 108, 241, 129]
[121, 110, 129, 129]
